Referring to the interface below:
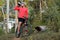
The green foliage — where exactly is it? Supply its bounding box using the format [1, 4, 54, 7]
[43, 1, 60, 32]
[0, 27, 4, 36]
[28, 6, 35, 23]
[0, 0, 5, 6]
[28, 0, 60, 32]
[0, 11, 4, 22]
[10, 27, 15, 33]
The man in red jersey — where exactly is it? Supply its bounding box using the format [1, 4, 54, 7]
[14, 2, 28, 38]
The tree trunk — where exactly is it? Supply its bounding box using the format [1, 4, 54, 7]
[40, 0, 42, 21]
[6, 0, 9, 33]
[15, 0, 18, 32]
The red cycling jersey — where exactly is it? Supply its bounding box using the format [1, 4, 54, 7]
[14, 6, 28, 19]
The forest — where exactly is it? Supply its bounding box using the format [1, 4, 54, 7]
[0, 0, 60, 40]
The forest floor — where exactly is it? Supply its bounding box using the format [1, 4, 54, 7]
[0, 31, 60, 40]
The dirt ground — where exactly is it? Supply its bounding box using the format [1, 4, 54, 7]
[12, 37, 21, 40]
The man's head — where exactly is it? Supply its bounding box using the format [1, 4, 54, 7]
[17, 2, 26, 7]
[21, 2, 26, 7]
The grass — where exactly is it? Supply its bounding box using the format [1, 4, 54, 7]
[0, 31, 60, 40]
[0, 34, 14, 40]
[0, 22, 60, 40]
[25, 31, 60, 40]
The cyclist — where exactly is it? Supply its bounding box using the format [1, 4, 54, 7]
[14, 2, 28, 38]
